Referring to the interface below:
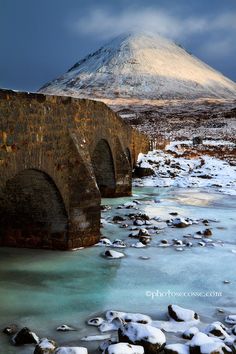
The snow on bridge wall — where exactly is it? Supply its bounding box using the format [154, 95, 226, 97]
[0, 89, 149, 250]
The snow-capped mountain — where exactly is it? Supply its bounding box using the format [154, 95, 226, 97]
[39, 32, 236, 100]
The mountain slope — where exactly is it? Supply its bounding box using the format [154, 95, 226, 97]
[39, 32, 236, 100]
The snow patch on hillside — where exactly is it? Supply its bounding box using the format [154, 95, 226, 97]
[39, 32, 236, 100]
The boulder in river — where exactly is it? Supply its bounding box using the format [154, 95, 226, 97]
[12, 327, 39, 346]
[104, 250, 125, 259]
[118, 322, 166, 354]
[168, 305, 199, 322]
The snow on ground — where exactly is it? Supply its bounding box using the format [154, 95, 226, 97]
[134, 150, 236, 195]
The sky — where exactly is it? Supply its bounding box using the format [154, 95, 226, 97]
[0, 0, 236, 92]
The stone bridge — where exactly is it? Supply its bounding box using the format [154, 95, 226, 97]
[0, 89, 149, 250]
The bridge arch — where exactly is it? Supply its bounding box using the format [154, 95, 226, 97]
[0, 169, 68, 249]
[91, 139, 116, 197]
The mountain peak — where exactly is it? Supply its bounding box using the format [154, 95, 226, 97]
[39, 32, 236, 100]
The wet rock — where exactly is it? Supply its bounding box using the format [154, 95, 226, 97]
[225, 315, 236, 325]
[34, 338, 57, 354]
[134, 220, 145, 226]
[223, 280, 231, 284]
[104, 342, 144, 354]
[12, 327, 39, 345]
[138, 229, 150, 237]
[113, 216, 126, 223]
[139, 256, 150, 260]
[55, 348, 88, 354]
[165, 343, 189, 354]
[87, 317, 104, 327]
[168, 305, 199, 322]
[139, 236, 151, 245]
[182, 327, 199, 340]
[118, 322, 166, 354]
[2, 324, 18, 335]
[203, 229, 212, 237]
[56, 325, 76, 331]
[104, 250, 125, 259]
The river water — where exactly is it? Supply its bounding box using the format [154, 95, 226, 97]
[0, 187, 235, 353]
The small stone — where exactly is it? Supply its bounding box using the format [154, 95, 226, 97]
[203, 229, 212, 237]
[2, 324, 18, 335]
[56, 325, 76, 331]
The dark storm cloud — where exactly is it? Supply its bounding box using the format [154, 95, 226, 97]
[0, 0, 235, 92]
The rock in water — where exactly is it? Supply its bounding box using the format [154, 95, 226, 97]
[34, 338, 57, 354]
[104, 250, 125, 259]
[118, 322, 166, 354]
[168, 305, 199, 322]
[104, 342, 144, 354]
[56, 324, 76, 331]
[187, 332, 231, 354]
[12, 327, 39, 345]
[2, 324, 18, 335]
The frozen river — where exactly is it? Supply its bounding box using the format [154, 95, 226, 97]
[0, 187, 235, 353]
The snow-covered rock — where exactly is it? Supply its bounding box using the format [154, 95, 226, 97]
[104, 250, 125, 259]
[118, 322, 166, 354]
[183, 327, 200, 340]
[106, 311, 152, 325]
[204, 322, 229, 339]
[168, 305, 199, 322]
[187, 332, 231, 354]
[96, 238, 112, 246]
[55, 348, 88, 354]
[112, 239, 126, 248]
[87, 317, 104, 327]
[225, 315, 236, 325]
[103, 342, 144, 354]
[56, 325, 76, 331]
[34, 338, 57, 354]
[165, 343, 189, 354]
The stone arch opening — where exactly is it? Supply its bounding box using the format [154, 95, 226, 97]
[0, 169, 68, 249]
[91, 139, 116, 197]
